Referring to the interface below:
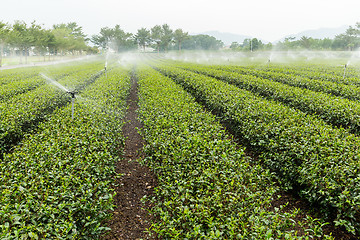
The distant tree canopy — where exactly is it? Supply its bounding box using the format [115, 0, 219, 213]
[0, 20, 97, 65]
[52, 22, 89, 54]
[230, 22, 360, 52]
[150, 24, 174, 53]
[275, 23, 360, 51]
[181, 35, 224, 50]
[91, 25, 137, 52]
[135, 27, 151, 52]
[332, 22, 360, 50]
[1, 19, 359, 63]
[230, 38, 272, 51]
[91, 24, 223, 52]
[273, 36, 335, 50]
[174, 28, 189, 51]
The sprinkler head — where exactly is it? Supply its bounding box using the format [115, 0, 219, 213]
[67, 91, 77, 99]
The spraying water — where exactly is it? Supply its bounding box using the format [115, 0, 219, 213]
[77, 95, 123, 117]
[40, 73, 70, 92]
[40, 73, 77, 120]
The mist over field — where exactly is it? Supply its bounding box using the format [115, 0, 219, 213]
[1, 1, 360, 239]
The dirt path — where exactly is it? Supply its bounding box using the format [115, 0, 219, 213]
[102, 73, 157, 240]
[0, 56, 92, 70]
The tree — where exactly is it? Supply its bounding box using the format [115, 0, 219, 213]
[160, 24, 173, 52]
[230, 42, 240, 50]
[241, 38, 264, 51]
[28, 21, 52, 58]
[135, 28, 151, 52]
[10, 20, 34, 63]
[29, 22, 44, 58]
[35, 29, 56, 61]
[91, 25, 136, 52]
[151, 25, 163, 54]
[275, 36, 335, 51]
[250, 38, 263, 51]
[52, 27, 72, 55]
[66, 22, 88, 54]
[182, 35, 224, 50]
[333, 23, 360, 50]
[53, 22, 88, 55]
[0, 21, 10, 67]
[281, 37, 297, 50]
[109, 25, 136, 52]
[173, 28, 189, 51]
[64, 22, 87, 39]
[264, 42, 273, 50]
[91, 27, 114, 49]
[299, 36, 311, 49]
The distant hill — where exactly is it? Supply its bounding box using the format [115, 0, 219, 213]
[192, 26, 349, 46]
[276, 25, 348, 42]
[193, 31, 254, 46]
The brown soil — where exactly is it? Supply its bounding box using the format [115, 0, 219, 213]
[101, 74, 157, 240]
[176, 96, 357, 239]
[101, 68, 357, 239]
[226, 126, 357, 239]
[226, 124, 357, 239]
[270, 191, 357, 240]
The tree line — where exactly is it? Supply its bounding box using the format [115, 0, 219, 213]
[0, 20, 97, 66]
[2, 19, 358, 66]
[230, 22, 360, 51]
[0, 20, 224, 66]
[92, 24, 223, 53]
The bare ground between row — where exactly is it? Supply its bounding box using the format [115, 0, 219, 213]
[154, 68, 356, 240]
[101, 74, 157, 240]
[103, 68, 356, 239]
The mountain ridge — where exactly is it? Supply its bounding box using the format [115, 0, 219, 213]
[277, 25, 348, 42]
[192, 25, 349, 45]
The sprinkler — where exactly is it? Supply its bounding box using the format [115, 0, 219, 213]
[67, 90, 76, 99]
[343, 64, 348, 79]
[40, 73, 79, 120]
[66, 90, 77, 120]
[268, 59, 271, 67]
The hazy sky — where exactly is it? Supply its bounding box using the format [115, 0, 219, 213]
[2, 0, 359, 42]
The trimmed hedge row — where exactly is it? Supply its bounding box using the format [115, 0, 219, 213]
[0, 62, 104, 157]
[0, 76, 46, 102]
[215, 64, 360, 101]
[0, 67, 130, 239]
[156, 64, 360, 235]
[255, 65, 360, 87]
[137, 66, 332, 239]
[0, 68, 38, 85]
[176, 63, 360, 135]
[0, 63, 94, 102]
[0, 60, 96, 85]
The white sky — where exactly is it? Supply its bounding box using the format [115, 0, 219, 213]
[2, 0, 359, 42]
